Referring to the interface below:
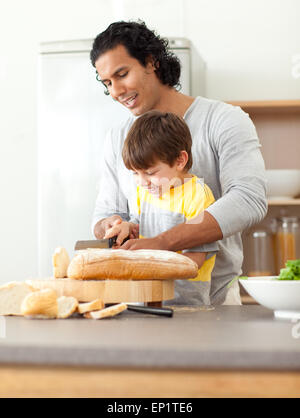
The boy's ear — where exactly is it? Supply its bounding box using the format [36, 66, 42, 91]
[176, 151, 189, 171]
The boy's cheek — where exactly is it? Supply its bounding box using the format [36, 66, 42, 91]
[151, 176, 165, 187]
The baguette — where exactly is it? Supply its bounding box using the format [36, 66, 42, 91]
[78, 298, 104, 314]
[57, 296, 78, 318]
[67, 249, 198, 280]
[84, 302, 127, 319]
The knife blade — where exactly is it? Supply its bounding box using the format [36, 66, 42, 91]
[74, 237, 117, 250]
[74, 236, 130, 251]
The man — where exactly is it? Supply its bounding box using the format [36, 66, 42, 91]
[90, 21, 267, 305]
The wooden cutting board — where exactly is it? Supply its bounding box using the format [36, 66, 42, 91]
[26, 278, 174, 303]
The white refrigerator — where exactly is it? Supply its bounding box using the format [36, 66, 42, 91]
[37, 38, 191, 276]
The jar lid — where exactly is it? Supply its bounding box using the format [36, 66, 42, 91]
[278, 216, 299, 222]
[252, 231, 268, 238]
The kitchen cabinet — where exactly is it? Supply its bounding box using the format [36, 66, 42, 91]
[228, 100, 300, 171]
[227, 100, 300, 303]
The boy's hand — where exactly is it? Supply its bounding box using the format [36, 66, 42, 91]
[104, 220, 139, 247]
[94, 215, 123, 239]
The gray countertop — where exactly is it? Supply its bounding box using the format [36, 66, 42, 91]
[0, 306, 300, 370]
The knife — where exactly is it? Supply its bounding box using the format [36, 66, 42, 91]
[74, 236, 129, 251]
[126, 304, 173, 317]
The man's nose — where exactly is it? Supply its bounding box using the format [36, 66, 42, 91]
[110, 80, 126, 100]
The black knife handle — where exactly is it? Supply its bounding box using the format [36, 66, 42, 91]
[108, 235, 130, 248]
[108, 236, 117, 247]
[127, 304, 173, 317]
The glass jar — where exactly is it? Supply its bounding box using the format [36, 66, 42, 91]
[248, 230, 276, 277]
[275, 216, 300, 273]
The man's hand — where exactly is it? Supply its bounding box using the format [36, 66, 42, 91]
[120, 236, 168, 251]
[120, 212, 222, 251]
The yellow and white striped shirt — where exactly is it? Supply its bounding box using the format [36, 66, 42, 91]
[134, 175, 218, 283]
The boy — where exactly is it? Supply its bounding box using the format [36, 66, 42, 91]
[104, 110, 219, 305]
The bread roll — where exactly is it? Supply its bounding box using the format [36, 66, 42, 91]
[53, 247, 70, 278]
[67, 249, 198, 280]
[0, 282, 36, 316]
[21, 289, 58, 318]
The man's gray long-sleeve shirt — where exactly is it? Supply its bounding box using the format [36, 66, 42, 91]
[92, 96, 267, 304]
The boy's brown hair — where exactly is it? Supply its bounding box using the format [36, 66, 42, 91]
[122, 110, 193, 172]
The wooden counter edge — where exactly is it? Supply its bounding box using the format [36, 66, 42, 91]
[0, 364, 300, 398]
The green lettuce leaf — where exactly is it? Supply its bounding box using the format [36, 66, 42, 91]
[278, 259, 300, 280]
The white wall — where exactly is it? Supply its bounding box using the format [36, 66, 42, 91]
[0, 0, 299, 283]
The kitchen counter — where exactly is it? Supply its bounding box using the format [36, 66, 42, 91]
[1, 305, 300, 370]
[1, 305, 300, 397]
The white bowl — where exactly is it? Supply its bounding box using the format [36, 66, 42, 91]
[266, 169, 300, 199]
[239, 276, 300, 319]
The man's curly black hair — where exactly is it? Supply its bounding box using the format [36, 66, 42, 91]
[90, 21, 181, 94]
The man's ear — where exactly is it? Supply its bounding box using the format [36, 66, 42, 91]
[145, 55, 157, 72]
[176, 151, 189, 172]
